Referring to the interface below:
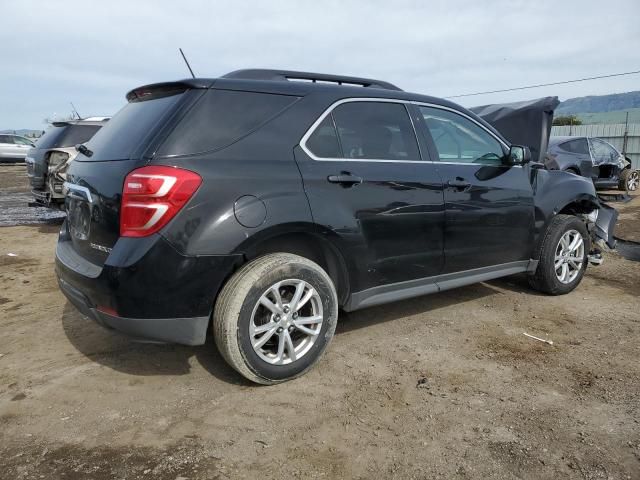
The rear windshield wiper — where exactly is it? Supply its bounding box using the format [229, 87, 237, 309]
[75, 144, 93, 157]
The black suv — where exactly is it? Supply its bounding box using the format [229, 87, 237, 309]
[56, 69, 617, 384]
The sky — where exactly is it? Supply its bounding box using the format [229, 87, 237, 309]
[2, 0, 639, 130]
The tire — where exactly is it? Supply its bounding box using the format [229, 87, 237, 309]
[619, 168, 639, 191]
[528, 215, 590, 295]
[213, 253, 338, 384]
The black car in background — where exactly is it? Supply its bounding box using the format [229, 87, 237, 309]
[26, 118, 109, 207]
[545, 136, 638, 191]
[56, 69, 617, 384]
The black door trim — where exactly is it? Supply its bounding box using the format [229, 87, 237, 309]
[344, 259, 538, 311]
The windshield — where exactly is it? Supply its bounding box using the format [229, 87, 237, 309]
[36, 124, 102, 149]
[79, 92, 185, 162]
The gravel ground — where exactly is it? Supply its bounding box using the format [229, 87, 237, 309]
[1, 164, 639, 479]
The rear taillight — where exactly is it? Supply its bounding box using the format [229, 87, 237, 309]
[120, 166, 201, 238]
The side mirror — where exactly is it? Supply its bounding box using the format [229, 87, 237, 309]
[509, 145, 531, 165]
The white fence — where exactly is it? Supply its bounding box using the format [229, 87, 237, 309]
[551, 123, 640, 169]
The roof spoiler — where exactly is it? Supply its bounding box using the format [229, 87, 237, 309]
[222, 69, 403, 91]
[125, 79, 214, 102]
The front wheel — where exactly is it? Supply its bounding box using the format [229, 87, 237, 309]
[528, 215, 590, 295]
[213, 253, 338, 384]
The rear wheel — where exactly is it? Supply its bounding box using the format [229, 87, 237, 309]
[528, 215, 589, 295]
[213, 253, 338, 384]
[619, 168, 639, 191]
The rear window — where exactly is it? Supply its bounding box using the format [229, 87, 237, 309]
[36, 124, 102, 149]
[80, 92, 184, 161]
[157, 89, 299, 157]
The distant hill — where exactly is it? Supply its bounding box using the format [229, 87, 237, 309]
[557, 91, 640, 115]
[571, 107, 640, 125]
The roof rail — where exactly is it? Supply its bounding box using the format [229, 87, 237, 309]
[222, 69, 402, 91]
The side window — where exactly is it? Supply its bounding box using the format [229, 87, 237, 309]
[330, 102, 420, 160]
[159, 90, 299, 156]
[559, 138, 589, 155]
[419, 106, 506, 165]
[306, 115, 341, 158]
[589, 139, 618, 164]
[0, 135, 14, 144]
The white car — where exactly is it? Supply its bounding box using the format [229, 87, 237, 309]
[0, 134, 36, 162]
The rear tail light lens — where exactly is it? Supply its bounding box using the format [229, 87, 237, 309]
[120, 166, 201, 238]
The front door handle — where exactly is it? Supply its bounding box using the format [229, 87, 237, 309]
[447, 178, 471, 190]
[327, 173, 363, 186]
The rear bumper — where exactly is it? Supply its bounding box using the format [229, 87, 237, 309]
[57, 276, 209, 345]
[55, 222, 243, 345]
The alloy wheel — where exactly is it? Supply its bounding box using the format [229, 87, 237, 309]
[250, 279, 323, 365]
[627, 171, 639, 191]
[554, 229, 584, 284]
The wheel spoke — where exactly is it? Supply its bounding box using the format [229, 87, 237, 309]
[554, 256, 564, 269]
[271, 284, 284, 310]
[295, 288, 315, 312]
[294, 324, 319, 336]
[275, 331, 286, 364]
[260, 291, 283, 315]
[284, 330, 296, 362]
[568, 257, 583, 269]
[294, 314, 323, 326]
[253, 326, 278, 349]
[289, 280, 306, 312]
[569, 235, 583, 252]
[560, 263, 569, 282]
[253, 322, 276, 335]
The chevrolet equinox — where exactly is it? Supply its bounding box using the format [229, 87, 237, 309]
[56, 69, 617, 384]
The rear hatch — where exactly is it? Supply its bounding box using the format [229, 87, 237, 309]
[28, 123, 103, 187]
[63, 84, 199, 266]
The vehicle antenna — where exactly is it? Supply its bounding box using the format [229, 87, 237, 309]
[70, 102, 82, 120]
[179, 48, 196, 79]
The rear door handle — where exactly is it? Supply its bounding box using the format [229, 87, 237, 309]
[447, 179, 471, 190]
[327, 173, 363, 186]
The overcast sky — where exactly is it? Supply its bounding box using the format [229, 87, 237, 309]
[2, 0, 639, 130]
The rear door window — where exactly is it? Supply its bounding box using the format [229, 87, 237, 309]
[305, 116, 341, 158]
[559, 138, 589, 155]
[589, 138, 618, 165]
[158, 90, 299, 157]
[0, 135, 14, 144]
[329, 101, 420, 161]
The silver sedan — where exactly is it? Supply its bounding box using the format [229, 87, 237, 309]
[0, 134, 36, 162]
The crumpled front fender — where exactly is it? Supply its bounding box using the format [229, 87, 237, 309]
[593, 201, 617, 249]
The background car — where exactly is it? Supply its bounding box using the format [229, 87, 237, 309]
[0, 134, 36, 163]
[545, 136, 638, 191]
[26, 117, 109, 207]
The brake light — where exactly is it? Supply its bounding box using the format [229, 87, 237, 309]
[120, 166, 201, 238]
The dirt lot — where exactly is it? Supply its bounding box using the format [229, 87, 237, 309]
[1, 164, 639, 479]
